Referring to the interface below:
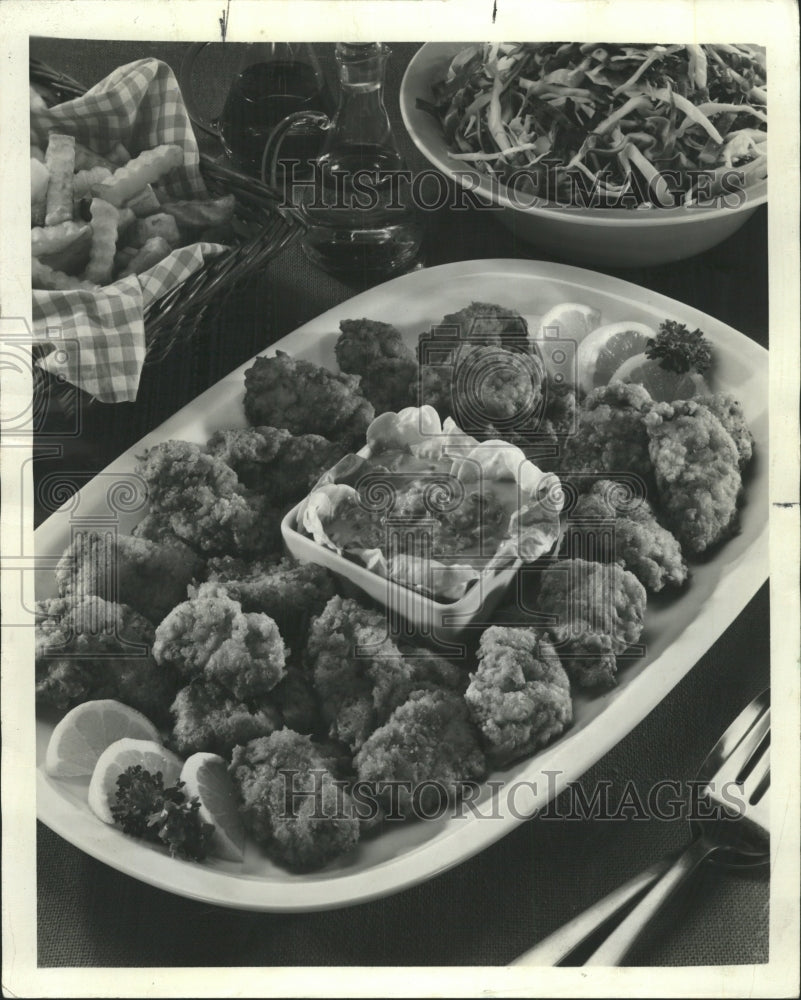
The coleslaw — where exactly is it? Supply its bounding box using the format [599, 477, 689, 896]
[418, 43, 767, 209]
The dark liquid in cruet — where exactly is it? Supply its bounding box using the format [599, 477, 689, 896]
[303, 143, 425, 280]
[218, 60, 328, 176]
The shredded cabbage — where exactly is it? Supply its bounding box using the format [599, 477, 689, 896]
[418, 42, 767, 209]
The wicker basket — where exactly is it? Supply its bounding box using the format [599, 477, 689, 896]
[30, 58, 306, 369]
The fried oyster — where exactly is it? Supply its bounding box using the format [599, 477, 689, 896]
[465, 626, 572, 765]
[36, 595, 178, 723]
[645, 398, 743, 555]
[565, 479, 688, 592]
[536, 558, 647, 688]
[335, 317, 419, 415]
[243, 350, 374, 449]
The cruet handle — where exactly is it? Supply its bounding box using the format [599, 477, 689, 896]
[260, 110, 332, 193]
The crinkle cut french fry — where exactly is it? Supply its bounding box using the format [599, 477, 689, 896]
[107, 142, 131, 165]
[73, 142, 116, 172]
[32, 257, 100, 292]
[160, 194, 235, 232]
[44, 133, 76, 227]
[32, 219, 91, 258]
[125, 184, 162, 217]
[84, 198, 121, 285]
[31, 158, 50, 203]
[118, 236, 172, 277]
[117, 207, 136, 233]
[96, 145, 184, 207]
[130, 213, 181, 249]
[72, 166, 113, 202]
[38, 227, 93, 276]
[32, 154, 50, 225]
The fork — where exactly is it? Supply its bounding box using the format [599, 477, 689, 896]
[512, 689, 770, 966]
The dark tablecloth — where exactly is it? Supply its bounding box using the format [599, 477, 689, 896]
[31, 38, 770, 970]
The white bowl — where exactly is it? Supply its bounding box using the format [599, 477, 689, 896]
[399, 43, 768, 268]
[281, 403, 566, 645]
[281, 493, 521, 649]
[282, 503, 520, 647]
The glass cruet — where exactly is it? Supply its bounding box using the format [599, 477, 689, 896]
[262, 42, 425, 282]
[179, 42, 332, 175]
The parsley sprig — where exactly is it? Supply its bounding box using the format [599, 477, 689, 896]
[111, 765, 214, 862]
[646, 320, 713, 375]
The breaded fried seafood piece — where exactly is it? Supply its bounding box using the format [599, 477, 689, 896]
[136, 440, 280, 557]
[433, 301, 530, 352]
[131, 511, 198, 551]
[552, 631, 618, 690]
[335, 318, 419, 415]
[560, 382, 654, 484]
[192, 556, 335, 643]
[354, 689, 487, 819]
[170, 678, 283, 757]
[645, 399, 743, 555]
[454, 345, 545, 427]
[229, 729, 360, 871]
[488, 377, 578, 467]
[55, 530, 203, 624]
[35, 595, 178, 722]
[420, 343, 544, 433]
[417, 302, 533, 423]
[306, 595, 464, 751]
[693, 393, 754, 470]
[532, 378, 579, 458]
[243, 351, 374, 448]
[153, 593, 286, 701]
[537, 558, 647, 688]
[566, 479, 688, 592]
[205, 426, 340, 504]
[465, 626, 572, 765]
[417, 360, 455, 421]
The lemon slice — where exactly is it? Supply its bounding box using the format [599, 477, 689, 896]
[45, 699, 161, 779]
[88, 738, 183, 825]
[533, 302, 602, 378]
[610, 353, 710, 403]
[536, 302, 602, 345]
[180, 752, 245, 863]
[576, 321, 657, 395]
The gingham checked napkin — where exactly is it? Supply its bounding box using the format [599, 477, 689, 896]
[31, 58, 228, 403]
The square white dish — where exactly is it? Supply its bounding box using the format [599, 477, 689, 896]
[34, 258, 768, 911]
[282, 500, 522, 642]
[281, 428, 529, 644]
